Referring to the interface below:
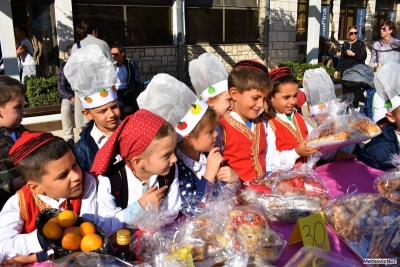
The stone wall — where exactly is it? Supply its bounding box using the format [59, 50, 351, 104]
[268, 0, 303, 68]
[125, 43, 264, 84]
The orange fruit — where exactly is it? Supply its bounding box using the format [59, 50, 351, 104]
[62, 226, 80, 238]
[43, 221, 62, 240]
[79, 222, 96, 237]
[80, 234, 103, 252]
[48, 217, 58, 223]
[62, 233, 82, 251]
[57, 210, 78, 228]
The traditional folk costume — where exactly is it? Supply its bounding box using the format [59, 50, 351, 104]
[138, 73, 213, 217]
[265, 67, 335, 172]
[216, 60, 269, 183]
[91, 109, 181, 226]
[0, 131, 119, 260]
[64, 44, 119, 173]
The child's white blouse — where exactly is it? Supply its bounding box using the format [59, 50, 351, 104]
[97, 163, 181, 226]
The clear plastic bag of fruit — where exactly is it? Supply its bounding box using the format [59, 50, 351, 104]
[284, 247, 361, 267]
[374, 155, 400, 202]
[36, 208, 113, 259]
[52, 252, 152, 267]
[306, 107, 381, 151]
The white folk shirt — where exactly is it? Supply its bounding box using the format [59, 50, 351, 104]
[266, 112, 336, 172]
[0, 174, 121, 258]
[97, 163, 181, 226]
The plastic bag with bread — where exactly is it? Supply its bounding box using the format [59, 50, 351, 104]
[307, 110, 381, 151]
[323, 193, 400, 263]
[374, 155, 400, 202]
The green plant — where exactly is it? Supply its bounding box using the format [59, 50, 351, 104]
[25, 75, 61, 107]
[279, 61, 336, 80]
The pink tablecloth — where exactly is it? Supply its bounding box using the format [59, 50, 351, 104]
[272, 160, 384, 266]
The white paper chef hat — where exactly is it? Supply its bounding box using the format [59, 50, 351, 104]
[303, 67, 336, 116]
[137, 73, 208, 142]
[374, 61, 400, 112]
[189, 53, 228, 102]
[64, 44, 117, 109]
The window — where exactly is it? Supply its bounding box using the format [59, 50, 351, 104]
[72, 1, 172, 46]
[126, 6, 171, 45]
[296, 0, 330, 41]
[186, 0, 259, 44]
[338, 0, 366, 40]
[373, 0, 396, 40]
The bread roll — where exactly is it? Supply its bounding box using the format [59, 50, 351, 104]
[366, 125, 380, 136]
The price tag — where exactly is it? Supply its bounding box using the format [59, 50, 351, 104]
[288, 212, 330, 251]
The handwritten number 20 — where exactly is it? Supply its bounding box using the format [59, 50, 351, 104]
[301, 222, 326, 247]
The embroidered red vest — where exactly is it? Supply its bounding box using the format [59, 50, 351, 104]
[17, 176, 86, 233]
[263, 111, 309, 164]
[218, 114, 266, 183]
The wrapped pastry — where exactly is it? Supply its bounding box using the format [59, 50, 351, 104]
[374, 157, 400, 202]
[215, 206, 286, 265]
[285, 247, 361, 267]
[238, 155, 329, 222]
[324, 194, 400, 264]
[307, 111, 381, 151]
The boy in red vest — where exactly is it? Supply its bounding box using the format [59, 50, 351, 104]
[0, 131, 120, 265]
[217, 60, 271, 183]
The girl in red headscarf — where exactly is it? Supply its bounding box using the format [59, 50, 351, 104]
[91, 109, 181, 227]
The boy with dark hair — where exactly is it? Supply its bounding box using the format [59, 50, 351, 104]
[111, 42, 141, 117]
[0, 76, 27, 210]
[0, 131, 120, 265]
[216, 60, 272, 182]
[65, 45, 121, 173]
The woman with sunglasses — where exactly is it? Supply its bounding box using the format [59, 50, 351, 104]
[369, 21, 400, 69]
[334, 25, 367, 109]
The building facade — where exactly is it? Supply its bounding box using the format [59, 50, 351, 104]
[4, 0, 400, 83]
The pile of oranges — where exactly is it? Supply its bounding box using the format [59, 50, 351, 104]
[42, 210, 103, 252]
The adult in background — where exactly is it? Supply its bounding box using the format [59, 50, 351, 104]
[14, 25, 35, 84]
[57, 45, 75, 146]
[334, 25, 367, 110]
[369, 20, 400, 69]
[110, 42, 141, 118]
[71, 20, 113, 128]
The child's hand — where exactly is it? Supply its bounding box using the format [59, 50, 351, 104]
[2, 254, 37, 266]
[295, 139, 320, 157]
[217, 166, 239, 183]
[204, 147, 224, 183]
[139, 185, 168, 209]
[334, 150, 356, 161]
